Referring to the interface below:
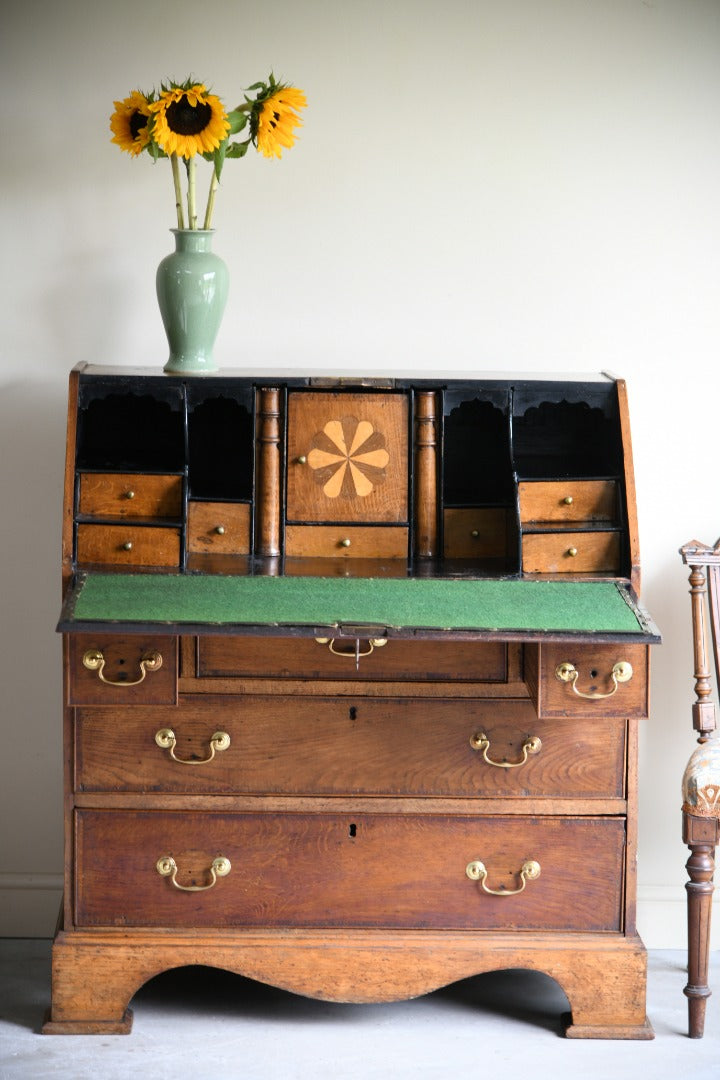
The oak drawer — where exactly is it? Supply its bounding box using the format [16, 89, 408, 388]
[443, 508, 509, 559]
[522, 531, 620, 574]
[78, 473, 182, 520]
[527, 642, 648, 719]
[67, 634, 178, 706]
[518, 480, 618, 524]
[284, 525, 408, 559]
[286, 392, 409, 523]
[76, 523, 181, 567]
[196, 635, 509, 682]
[74, 810, 625, 931]
[187, 501, 251, 554]
[74, 697, 626, 798]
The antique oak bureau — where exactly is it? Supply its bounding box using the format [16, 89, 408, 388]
[44, 364, 660, 1037]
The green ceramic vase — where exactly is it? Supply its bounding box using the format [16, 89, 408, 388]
[156, 229, 229, 375]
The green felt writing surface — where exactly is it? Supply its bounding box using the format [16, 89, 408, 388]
[64, 573, 651, 636]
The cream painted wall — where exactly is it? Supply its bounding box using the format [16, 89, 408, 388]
[1, 0, 719, 946]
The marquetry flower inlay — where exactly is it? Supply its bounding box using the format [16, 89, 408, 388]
[306, 417, 389, 498]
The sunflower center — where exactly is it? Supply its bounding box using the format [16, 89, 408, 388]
[165, 96, 212, 135]
[129, 111, 148, 139]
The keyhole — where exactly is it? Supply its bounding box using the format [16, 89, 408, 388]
[349, 706, 357, 721]
[349, 823, 357, 838]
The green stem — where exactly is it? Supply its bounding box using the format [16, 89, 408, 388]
[204, 169, 219, 229]
[171, 154, 185, 229]
[187, 156, 197, 229]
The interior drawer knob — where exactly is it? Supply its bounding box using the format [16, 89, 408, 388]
[465, 858, 541, 896]
[339, 537, 352, 548]
[155, 728, 231, 765]
[567, 546, 578, 557]
[555, 660, 633, 699]
[125, 490, 135, 500]
[156, 855, 231, 892]
[563, 495, 573, 505]
[82, 648, 163, 687]
[122, 541, 133, 551]
[215, 525, 226, 535]
[470, 731, 542, 768]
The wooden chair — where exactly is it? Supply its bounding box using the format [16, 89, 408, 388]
[680, 539, 720, 1037]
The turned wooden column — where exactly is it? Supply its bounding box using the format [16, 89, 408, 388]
[683, 815, 719, 1038]
[413, 391, 439, 557]
[256, 387, 282, 557]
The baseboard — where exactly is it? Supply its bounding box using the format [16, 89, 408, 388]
[0, 874, 63, 937]
[1, 876, 717, 946]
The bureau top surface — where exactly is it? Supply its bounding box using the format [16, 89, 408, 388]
[58, 572, 659, 641]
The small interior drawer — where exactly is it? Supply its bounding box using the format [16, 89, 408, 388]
[67, 633, 178, 706]
[187, 501, 251, 555]
[284, 524, 408, 559]
[76, 523, 181, 567]
[196, 635, 509, 683]
[522, 531, 620, 574]
[526, 641, 649, 719]
[443, 508, 509, 559]
[78, 473, 182, 519]
[74, 810, 625, 931]
[518, 480, 618, 524]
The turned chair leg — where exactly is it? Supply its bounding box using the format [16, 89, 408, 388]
[683, 814, 718, 1038]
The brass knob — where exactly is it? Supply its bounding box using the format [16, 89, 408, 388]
[297, 455, 307, 465]
[122, 541, 133, 551]
[567, 546, 578, 557]
[340, 538, 351, 548]
[125, 490, 135, 500]
[563, 495, 573, 505]
[470, 529, 480, 538]
[215, 525, 225, 535]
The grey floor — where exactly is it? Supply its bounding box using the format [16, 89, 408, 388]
[0, 941, 718, 1080]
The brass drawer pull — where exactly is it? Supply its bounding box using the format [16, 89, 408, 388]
[466, 858, 541, 896]
[82, 648, 163, 686]
[555, 660, 633, 700]
[155, 728, 231, 764]
[156, 855, 231, 892]
[470, 731, 542, 768]
[315, 637, 388, 658]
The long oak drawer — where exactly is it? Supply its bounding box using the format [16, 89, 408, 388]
[74, 810, 626, 931]
[196, 636, 509, 683]
[74, 697, 626, 798]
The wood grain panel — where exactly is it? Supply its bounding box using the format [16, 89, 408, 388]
[443, 508, 509, 559]
[78, 473, 182, 519]
[530, 642, 649, 719]
[74, 810, 626, 931]
[196, 635, 508, 682]
[284, 525, 408, 559]
[67, 634, 177, 706]
[522, 531, 620, 574]
[286, 392, 409, 523]
[76, 524, 181, 567]
[74, 697, 626, 798]
[187, 502, 251, 555]
[518, 480, 618, 524]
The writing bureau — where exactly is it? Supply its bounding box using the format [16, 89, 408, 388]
[44, 364, 659, 1037]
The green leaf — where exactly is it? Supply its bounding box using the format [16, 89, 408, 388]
[226, 110, 248, 135]
[225, 140, 251, 158]
[213, 140, 227, 180]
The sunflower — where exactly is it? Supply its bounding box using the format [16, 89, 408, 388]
[253, 85, 307, 159]
[110, 91, 152, 156]
[150, 83, 230, 159]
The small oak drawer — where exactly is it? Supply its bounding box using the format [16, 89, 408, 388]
[286, 391, 409, 524]
[443, 508, 509, 559]
[518, 480, 618, 524]
[196, 635, 509, 682]
[76, 523, 181, 567]
[74, 810, 625, 931]
[67, 634, 177, 706]
[78, 473, 182, 519]
[187, 501, 251, 554]
[285, 524, 408, 559]
[74, 697, 626, 798]
[527, 642, 649, 719]
[522, 531, 620, 574]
